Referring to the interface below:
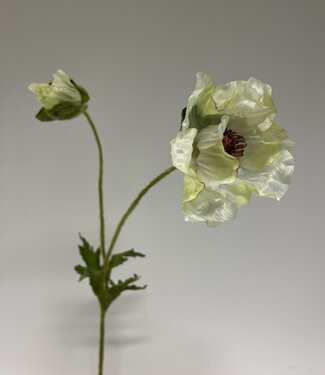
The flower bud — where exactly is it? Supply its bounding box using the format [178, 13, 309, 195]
[29, 69, 90, 121]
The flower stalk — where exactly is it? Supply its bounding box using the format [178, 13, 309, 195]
[83, 111, 108, 375]
[84, 110, 106, 261]
[105, 166, 176, 263]
[84, 109, 175, 375]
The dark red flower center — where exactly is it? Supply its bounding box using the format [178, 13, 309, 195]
[222, 129, 247, 159]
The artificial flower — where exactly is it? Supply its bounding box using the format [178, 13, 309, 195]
[29, 69, 89, 121]
[171, 72, 294, 226]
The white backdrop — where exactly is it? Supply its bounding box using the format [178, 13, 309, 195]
[1, 0, 325, 374]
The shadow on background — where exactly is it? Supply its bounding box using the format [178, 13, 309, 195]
[44, 292, 151, 373]
[53, 293, 151, 346]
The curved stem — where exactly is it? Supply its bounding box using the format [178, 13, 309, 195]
[83, 110, 107, 375]
[82, 111, 175, 375]
[105, 166, 176, 263]
[84, 110, 106, 260]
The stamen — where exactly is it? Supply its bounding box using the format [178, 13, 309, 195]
[222, 129, 247, 159]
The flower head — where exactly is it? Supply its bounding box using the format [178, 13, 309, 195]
[171, 72, 294, 226]
[29, 69, 89, 121]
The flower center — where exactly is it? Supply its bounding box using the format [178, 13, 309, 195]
[222, 129, 247, 159]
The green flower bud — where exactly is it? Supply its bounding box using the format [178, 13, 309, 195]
[29, 69, 89, 121]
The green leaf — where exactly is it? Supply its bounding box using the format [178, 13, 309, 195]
[74, 265, 89, 281]
[109, 249, 145, 269]
[78, 234, 101, 270]
[35, 107, 55, 122]
[88, 268, 103, 296]
[105, 274, 147, 309]
[75, 234, 103, 297]
[75, 236, 147, 311]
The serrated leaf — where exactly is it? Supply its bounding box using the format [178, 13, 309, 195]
[76, 235, 103, 297]
[76, 236, 146, 311]
[35, 107, 55, 122]
[109, 249, 145, 270]
[74, 264, 102, 297]
[88, 268, 102, 297]
[78, 234, 101, 271]
[74, 264, 89, 281]
[104, 274, 147, 309]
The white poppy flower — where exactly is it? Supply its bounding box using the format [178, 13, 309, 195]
[171, 72, 294, 225]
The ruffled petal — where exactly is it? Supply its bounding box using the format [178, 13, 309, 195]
[183, 182, 251, 224]
[182, 72, 215, 130]
[240, 123, 289, 171]
[183, 188, 237, 223]
[214, 78, 277, 134]
[212, 81, 237, 112]
[196, 121, 239, 189]
[225, 181, 252, 207]
[186, 72, 222, 131]
[170, 128, 197, 173]
[195, 115, 228, 149]
[238, 148, 294, 201]
[183, 169, 205, 203]
[51, 70, 82, 105]
[28, 69, 81, 110]
[28, 82, 61, 110]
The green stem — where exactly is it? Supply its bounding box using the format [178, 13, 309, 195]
[84, 110, 106, 261]
[105, 166, 176, 263]
[83, 111, 175, 375]
[83, 110, 107, 375]
[98, 305, 106, 375]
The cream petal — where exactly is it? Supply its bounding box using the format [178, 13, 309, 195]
[214, 78, 277, 133]
[29, 70, 81, 110]
[183, 169, 205, 203]
[28, 82, 63, 110]
[225, 181, 252, 207]
[182, 72, 215, 130]
[183, 188, 238, 223]
[240, 124, 283, 171]
[170, 128, 197, 173]
[183, 182, 251, 224]
[240, 123, 291, 171]
[196, 123, 239, 189]
[28, 83, 49, 95]
[212, 82, 236, 112]
[187, 73, 222, 131]
[51, 69, 81, 105]
[246, 77, 273, 107]
[238, 148, 294, 201]
[241, 137, 281, 171]
[53, 69, 73, 86]
[206, 221, 221, 227]
[195, 116, 228, 149]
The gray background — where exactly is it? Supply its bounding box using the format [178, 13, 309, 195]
[0, 0, 324, 374]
